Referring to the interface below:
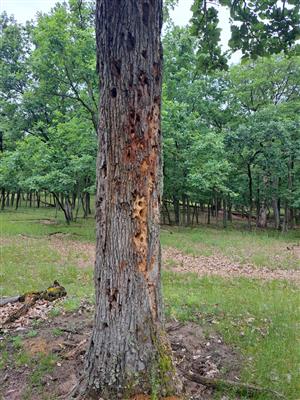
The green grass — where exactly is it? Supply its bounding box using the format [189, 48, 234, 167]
[1, 207, 299, 271]
[1, 207, 300, 399]
[161, 225, 300, 270]
[0, 244, 94, 302]
[30, 353, 58, 387]
[0, 209, 94, 301]
[0, 347, 9, 370]
[163, 272, 300, 399]
[0, 207, 96, 241]
[52, 328, 63, 337]
[20, 352, 59, 399]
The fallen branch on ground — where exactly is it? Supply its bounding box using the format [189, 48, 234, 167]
[1, 281, 67, 325]
[0, 296, 20, 307]
[180, 369, 285, 399]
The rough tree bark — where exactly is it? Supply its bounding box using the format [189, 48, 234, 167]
[70, 1, 180, 399]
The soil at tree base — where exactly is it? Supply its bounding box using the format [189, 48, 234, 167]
[0, 304, 241, 400]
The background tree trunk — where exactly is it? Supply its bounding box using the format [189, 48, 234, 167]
[207, 202, 211, 225]
[72, 1, 179, 398]
[272, 198, 280, 230]
[247, 163, 253, 230]
[173, 195, 180, 225]
[257, 201, 268, 228]
[15, 190, 21, 210]
[227, 198, 232, 222]
[1, 189, 5, 210]
[223, 197, 227, 228]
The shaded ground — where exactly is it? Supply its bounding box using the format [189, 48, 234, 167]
[0, 304, 241, 400]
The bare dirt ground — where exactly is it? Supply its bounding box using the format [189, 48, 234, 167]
[0, 304, 240, 400]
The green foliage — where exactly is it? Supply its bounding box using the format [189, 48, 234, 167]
[191, 0, 228, 72]
[163, 22, 300, 227]
[225, 0, 300, 58]
[0, 1, 97, 222]
[1, 1, 300, 228]
[191, 0, 300, 59]
[31, 0, 98, 129]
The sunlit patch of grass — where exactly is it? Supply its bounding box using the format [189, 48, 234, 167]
[163, 271, 300, 400]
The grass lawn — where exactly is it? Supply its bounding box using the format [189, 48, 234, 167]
[164, 273, 300, 399]
[161, 226, 300, 270]
[1, 207, 299, 269]
[1, 207, 299, 399]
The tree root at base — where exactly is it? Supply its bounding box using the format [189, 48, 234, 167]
[63, 377, 91, 400]
[180, 369, 285, 399]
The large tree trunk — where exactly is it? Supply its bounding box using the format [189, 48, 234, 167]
[71, 1, 179, 398]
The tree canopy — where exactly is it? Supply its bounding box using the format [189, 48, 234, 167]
[0, 0, 299, 230]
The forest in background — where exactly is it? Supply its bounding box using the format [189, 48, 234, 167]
[1, 0, 300, 230]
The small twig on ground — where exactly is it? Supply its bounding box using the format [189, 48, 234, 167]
[61, 327, 79, 334]
[64, 339, 87, 360]
[3, 294, 39, 325]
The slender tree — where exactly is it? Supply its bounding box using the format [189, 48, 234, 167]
[71, 0, 179, 398]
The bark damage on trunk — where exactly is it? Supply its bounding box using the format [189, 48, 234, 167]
[70, 1, 180, 399]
